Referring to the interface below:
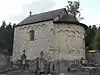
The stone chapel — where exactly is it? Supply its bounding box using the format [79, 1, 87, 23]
[12, 8, 88, 61]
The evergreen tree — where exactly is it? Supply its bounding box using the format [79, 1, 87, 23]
[0, 21, 7, 53]
[0, 21, 6, 40]
[92, 27, 100, 50]
[6, 22, 13, 55]
[0, 21, 15, 55]
[85, 25, 97, 50]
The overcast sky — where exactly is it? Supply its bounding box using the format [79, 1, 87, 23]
[0, 0, 100, 26]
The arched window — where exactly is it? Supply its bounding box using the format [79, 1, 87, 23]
[29, 30, 35, 41]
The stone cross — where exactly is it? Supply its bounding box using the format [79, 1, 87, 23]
[40, 51, 44, 59]
[49, 49, 61, 61]
[21, 49, 27, 64]
[29, 11, 32, 16]
[23, 49, 26, 54]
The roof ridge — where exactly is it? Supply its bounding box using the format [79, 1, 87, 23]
[30, 8, 66, 17]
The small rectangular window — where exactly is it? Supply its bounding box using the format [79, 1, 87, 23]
[29, 30, 35, 41]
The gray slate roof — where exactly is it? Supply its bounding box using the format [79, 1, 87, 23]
[18, 8, 66, 25]
[17, 8, 87, 29]
[55, 14, 78, 22]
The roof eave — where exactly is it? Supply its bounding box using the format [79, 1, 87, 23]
[14, 19, 53, 27]
[53, 21, 88, 30]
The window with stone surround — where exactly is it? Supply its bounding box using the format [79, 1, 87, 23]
[29, 30, 35, 41]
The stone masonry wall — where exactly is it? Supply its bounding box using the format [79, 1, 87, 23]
[13, 21, 54, 61]
[13, 21, 85, 61]
[54, 24, 85, 60]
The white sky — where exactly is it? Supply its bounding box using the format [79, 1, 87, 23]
[0, 0, 100, 26]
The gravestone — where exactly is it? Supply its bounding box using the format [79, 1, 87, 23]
[17, 49, 29, 70]
[29, 51, 51, 74]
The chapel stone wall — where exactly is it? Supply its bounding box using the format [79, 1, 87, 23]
[13, 21, 85, 61]
[13, 21, 54, 61]
[54, 24, 85, 60]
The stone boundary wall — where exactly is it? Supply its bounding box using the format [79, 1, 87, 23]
[86, 52, 100, 65]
